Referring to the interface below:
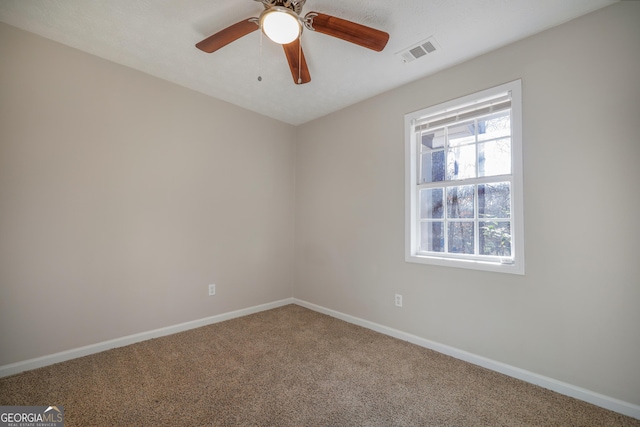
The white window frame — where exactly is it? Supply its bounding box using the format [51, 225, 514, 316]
[405, 80, 524, 274]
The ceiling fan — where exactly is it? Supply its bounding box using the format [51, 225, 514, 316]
[195, 0, 390, 85]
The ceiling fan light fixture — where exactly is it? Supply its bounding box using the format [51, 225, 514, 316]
[260, 7, 301, 45]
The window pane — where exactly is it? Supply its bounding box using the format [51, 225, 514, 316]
[447, 185, 474, 218]
[420, 150, 445, 183]
[447, 145, 476, 180]
[420, 222, 444, 252]
[478, 183, 511, 219]
[478, 138, 511, 177]
[477, 110, 510, 142]
[479, 221, 512, 256]
[448, 222, 474, 254]
[448, 120, 475, 146]
[421, 128, 445, 149]
[420, 188, 444, 219]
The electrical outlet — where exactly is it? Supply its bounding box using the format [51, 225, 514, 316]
[395, 294, 403, 307]
[208, 284, 216, 296]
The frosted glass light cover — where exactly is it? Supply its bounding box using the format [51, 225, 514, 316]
[261, 9, 301, 45]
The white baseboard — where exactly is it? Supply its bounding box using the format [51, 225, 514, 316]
[2, 296, 637, 420]
[293, 298, 640, 420]
[0, 298, 294, 379]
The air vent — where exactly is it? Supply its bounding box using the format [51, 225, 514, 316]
[396, 37, 440, 63]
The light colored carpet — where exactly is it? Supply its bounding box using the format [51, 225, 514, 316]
[1, 304, 638, 426]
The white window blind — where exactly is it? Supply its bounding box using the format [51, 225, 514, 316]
[412, 94, 511, 132]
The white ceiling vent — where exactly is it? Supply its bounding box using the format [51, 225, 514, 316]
[396, 37, 440, 63]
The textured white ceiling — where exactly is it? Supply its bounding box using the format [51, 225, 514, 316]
[0, 0, 617, 125]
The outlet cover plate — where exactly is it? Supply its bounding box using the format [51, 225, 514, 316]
[395, 294, 403, 307]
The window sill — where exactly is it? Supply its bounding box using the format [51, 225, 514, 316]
[405, 253, 524, 275]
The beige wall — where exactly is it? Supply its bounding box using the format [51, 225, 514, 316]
[0, 23, 296, 365]
[295, 2, 640, 405]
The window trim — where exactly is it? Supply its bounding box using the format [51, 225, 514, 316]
[405, 80, 524, 275]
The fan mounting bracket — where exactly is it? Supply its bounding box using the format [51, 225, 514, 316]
[255, 0, 306, 16]
[303, 12, 318, 31]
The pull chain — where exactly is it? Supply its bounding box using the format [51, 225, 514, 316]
[258, 29, 263, 82]
[297, 34, 302, 84]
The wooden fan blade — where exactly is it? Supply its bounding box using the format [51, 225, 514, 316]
[282, 39, 311, 85]
[306, 12, 389, 52]
[196, 19, 258, 53]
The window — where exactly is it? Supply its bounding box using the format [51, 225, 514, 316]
[405, 80, 524, 274]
